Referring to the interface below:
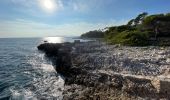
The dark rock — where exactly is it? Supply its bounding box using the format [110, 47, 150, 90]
[122, 76, 157, 98]
[37, 43, 62, 56]
[37, 43, 73, 75]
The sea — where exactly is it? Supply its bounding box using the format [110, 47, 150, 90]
[0, 37, 88, 100]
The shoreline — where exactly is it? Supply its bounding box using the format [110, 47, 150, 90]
[37, 41, 170, 99]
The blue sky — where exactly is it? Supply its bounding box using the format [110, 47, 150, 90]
[0, 0, 170, 38]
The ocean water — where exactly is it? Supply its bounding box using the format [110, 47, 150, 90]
[0, 37, 85, 100]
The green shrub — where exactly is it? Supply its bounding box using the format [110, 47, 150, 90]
[109, 31, 149, 46]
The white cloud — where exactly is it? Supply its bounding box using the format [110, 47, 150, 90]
[69, 0, 117, 12]
[72, 2, 89, 12]
[0, 19, 127, 38]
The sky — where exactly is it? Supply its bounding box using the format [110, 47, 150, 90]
[0, 0, 170, 38]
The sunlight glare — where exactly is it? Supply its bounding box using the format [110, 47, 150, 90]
[43, 37, 65, 43]
[40, 0, 56, 12]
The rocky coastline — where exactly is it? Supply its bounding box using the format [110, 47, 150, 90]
[37, 41, 170, 100]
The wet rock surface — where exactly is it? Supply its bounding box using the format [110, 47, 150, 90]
[38, 41, 170, 100]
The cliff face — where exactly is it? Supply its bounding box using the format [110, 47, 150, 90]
[38, 42, 170, 99]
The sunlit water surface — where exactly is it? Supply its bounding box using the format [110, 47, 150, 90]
[0, 37, 85, 100]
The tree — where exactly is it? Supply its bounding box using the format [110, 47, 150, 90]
[81, 30, 104, 38]
[143, 14, 170, 40]
[134, 12, 148, 26]
[127, 19, 135, 26]
[127, 12, 148, 27]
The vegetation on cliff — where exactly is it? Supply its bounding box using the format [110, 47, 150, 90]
[81, 12, 170, 46]
[81, 30, 104, 38]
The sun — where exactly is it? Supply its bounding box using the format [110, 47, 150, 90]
[43, 0, 54, 10]
[40, 0, 56, 12]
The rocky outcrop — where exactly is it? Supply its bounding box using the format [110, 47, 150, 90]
[37, 41, 170, 99]
[38, 43, 62, 56]
[37, 43, 73, 75]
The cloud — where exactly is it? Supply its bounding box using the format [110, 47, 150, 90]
[72, 1, 89, 12]
[0, 19, 127, 38]
[68, 0, 117, 12]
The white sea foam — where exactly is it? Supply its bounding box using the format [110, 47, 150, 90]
[10, 88, 37, 100]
